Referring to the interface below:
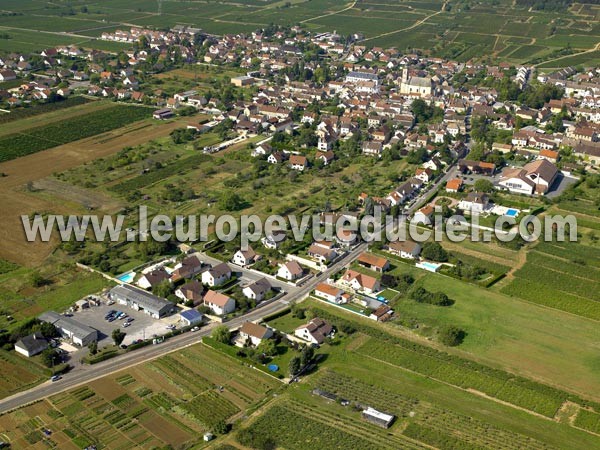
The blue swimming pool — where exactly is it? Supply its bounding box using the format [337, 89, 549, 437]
[417, 262, 441, 272]
[505, 209, 518, 217]
[117, 272, 135, 283]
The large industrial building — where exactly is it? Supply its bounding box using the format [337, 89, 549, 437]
[39, 311, 98, 347]
[108, 284, 175, 319]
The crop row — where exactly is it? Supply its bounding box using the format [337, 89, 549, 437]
[575, 409, 600, 434]
[512, 264, 599, 301]
[0, 96, 90, 125]
[526, 251, 600, 281]
[237, 405, 390, 450]
[534, 242, 600, 268]
[0, 105, 152, 162]
[501, 278, 600, 321]
[181, 391, 239, 428]
[403, 423, 482, 450]
[309, 307, 600, 415]
[109, 153, 210, 194]
[316, 370, 418, 414]
[358, 338, 563, 417]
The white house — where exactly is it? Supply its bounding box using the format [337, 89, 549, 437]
[239, 321, 273, 346]
[458, 192, 490, 214]
[203, 290, 235, 315]
[14, 333, 48, 357]
[242, 278, 271, 302]
[294, 318, 333, 345]
[339, 269, 380, 294]
[387, 240, 421, 259]
[277, 261, 304, 281]
[201, 263, 232, 287]
[232, 247, 257, 266]
[137, 268, 170, 290]
[314, 283, 345, 304]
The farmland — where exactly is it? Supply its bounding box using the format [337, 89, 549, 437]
[2, 0, 600, 67]
[234, 302, 600, 450]
[0, 104, 153, 163]
[0, 343, 280, 448]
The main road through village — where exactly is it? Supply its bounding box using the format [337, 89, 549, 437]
[0, 143, 463, 414]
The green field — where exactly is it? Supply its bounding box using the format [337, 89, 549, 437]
[2, 0, 599, 66]
[236, 303, 600, 450]
[0, 105, 153, 162]
[0, 344, 281, 448]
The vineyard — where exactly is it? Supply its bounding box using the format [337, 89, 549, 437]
[0, 96, 91, 125]
[0, 105, 153, 162]
[357, 338, 563, 417]
[180, 391, 240, 429]
[575, 409, 600, 434]
[500, 242, 600, 320]
[308, 306, 600, 421]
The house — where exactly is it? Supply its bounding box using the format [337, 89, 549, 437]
[289, 154, 308, 171]
[340, 269, 380, 294]
[179, 309, 203, 326]
[242, 278, 271, 302]
[239, 321, 273, 346]
[38, 311, 98, 347]
[14, 333, 48, 357]
[458, 192, 490, 214]
[498, 159, 558, 195]
[413, 205, 435, 225]
[294, 318, 333, 345]
[415, 168, 433, 183]
[315, 150, 335, 165]
[369, 304, 393, 322]
[445, 178, 463, 193]
[203, 290, 236, 315]
[175, 280, 204, 305]
[307, 243, 337, 264]
[387, 240, 422, 259]
[0, 69, 17, 81]
[201, 263, 232, 287]
[357, 253, 390, 273]
[170, 254, 203, 282]
[233, 247, 257, 266]
[314, 283, 345, 304]
[253, 143, 273, 156]
[538, 149, 559, 163]
[278, 261, 304, 281]
[267, 151, 287, 164]
[137, 267, 170, 290]
[362, 141, 383, 157]
[153, 108, 174, 120]
[108, 285, 175, 319]
[261, 230, 286, 249]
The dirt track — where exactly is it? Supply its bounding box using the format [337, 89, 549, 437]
[0, 117, 187, 266]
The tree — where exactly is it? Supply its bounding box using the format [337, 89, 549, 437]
[473, 179, 494, 193]
[421, 242, 449, 262]
[40, 348, 60, 368]
[257, 338, 277, 357]
[211, 419, 230, 435]
[153, 280, 173, 298]
[30, 271, 50, 287]
[212, 325, 231, 344]
[112, 329, 126, 346]
[438, 325, 465, 346]
[88, 341, 98, 355]
[219, 192, 245, 211]
[289, 356, 301, 376]
[300, 345, 314, 366]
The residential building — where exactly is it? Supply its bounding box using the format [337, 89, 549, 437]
[203, 290, 236, 315]
[201, 263, 232, 287]
[278, 261, 304, 281]
[294, 318, 333, 345]
[387, 240, 421, 259]
[14, 333, 48, 357]
[242, 278, 271, 302]
[356, 253, 390, 272]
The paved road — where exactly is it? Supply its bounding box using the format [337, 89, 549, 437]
[0, 243, 365, 414]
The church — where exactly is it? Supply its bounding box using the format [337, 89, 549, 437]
[399, 68, 433, 96]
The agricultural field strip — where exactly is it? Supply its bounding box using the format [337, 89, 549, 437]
[310, 307, 600, 422]
[315, 370, 552, 449]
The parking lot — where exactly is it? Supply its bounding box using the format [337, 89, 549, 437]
[70, 302, 181, 347]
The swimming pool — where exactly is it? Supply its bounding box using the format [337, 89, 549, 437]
[416, 262, 441, 273]
[117, 272, 135, 283]
[505, 209, 518, 217]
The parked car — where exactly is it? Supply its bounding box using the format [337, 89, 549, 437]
[166, 324, 175, 330]
[50, 375, 61, 382]
[191, 326, 200, 332]
[120, 344, 128, 350]
[122, 322, 131, 328]
[106, 300, 115, 306]
[125, 317, 134, 323]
